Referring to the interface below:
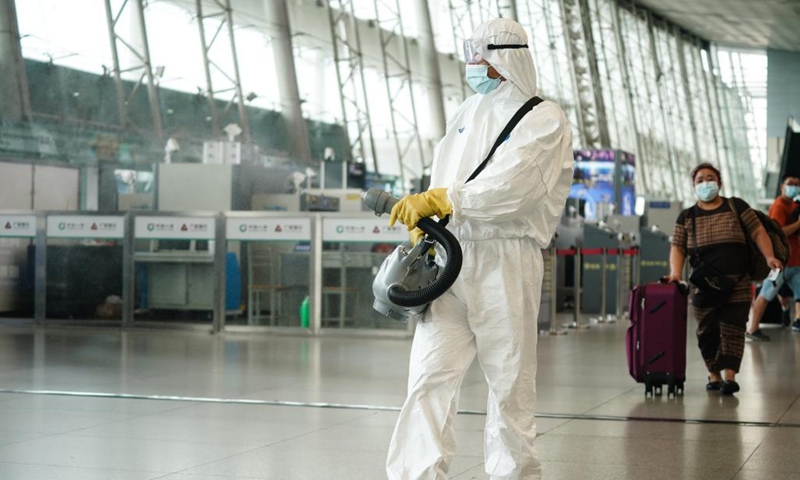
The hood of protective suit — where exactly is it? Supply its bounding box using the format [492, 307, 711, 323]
[426, 18, 573, 247]
[470, 18, 538, 98]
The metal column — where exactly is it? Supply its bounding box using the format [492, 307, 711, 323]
[122, 213, 134, 328]
[657, 21, 693, 199]
[34, 212, 46, 326]
[686, 38, 722, 175]
[311, 215, 323, 335]
[212, 214, 226, 333]
[560, 0, 609, 148]
[586, 0, 620, 148]
[580, 0, 611, 147]
[548, 244, 567, 336]
[498, 0, 518, 20]
[617, 5, 670, 198]
[709, 47, 741, 197]
[327, 0, 378, 170]
[715, 48, 742, 194]
[196, 0, 251, 143]
[540, 0, 582, 142]
[675, 29, 703, 181]
[590, 248, 609, 324]
[613, 248, 623, 321]
[0, 0, 31, 121]
[568, 249, 590, 330]
[373, 0, 427, 184]
[699, 44, 732, 193]
[103, 0, 163, 138]
[613, 3, 652, 196]
[716, 48, 755, 198]
[264, 0, 310, 160]
[646, 12, 682, 202]
[555, 0, 588, 146]
[338, 245, 347, 328]
[731, 49, 765, 191]
[413, 0, 446, 142]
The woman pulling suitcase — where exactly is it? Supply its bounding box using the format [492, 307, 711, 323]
[663, 163, 782, 395]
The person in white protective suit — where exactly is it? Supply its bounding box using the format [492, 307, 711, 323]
[385, 18, 574, 480]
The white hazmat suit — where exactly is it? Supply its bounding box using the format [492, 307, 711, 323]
[386, 19, 574, 480]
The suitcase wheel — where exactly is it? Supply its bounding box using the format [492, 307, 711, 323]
[645, 383, 653, 397]
[666, 382, 685, 397]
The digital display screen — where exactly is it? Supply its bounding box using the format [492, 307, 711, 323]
[569, 150, 635, 219]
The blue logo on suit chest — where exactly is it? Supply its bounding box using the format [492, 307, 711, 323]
[456, 126, 510, 142]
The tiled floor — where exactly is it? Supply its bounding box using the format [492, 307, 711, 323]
[0, 317, 798, 479]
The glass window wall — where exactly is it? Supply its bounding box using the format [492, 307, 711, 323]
[13, 0, 761, 202]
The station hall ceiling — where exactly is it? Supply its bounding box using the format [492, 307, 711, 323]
[633, 0, 800, 51]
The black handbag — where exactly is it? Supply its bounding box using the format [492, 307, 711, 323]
[687, 207, 737, 305]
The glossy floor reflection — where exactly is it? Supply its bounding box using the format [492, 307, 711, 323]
[0, 317, 798, 479]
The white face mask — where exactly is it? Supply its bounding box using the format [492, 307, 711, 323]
[694, 181, 720, 202]
[465, 64, 501, 94]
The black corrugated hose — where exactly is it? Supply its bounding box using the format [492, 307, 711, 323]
[386, 217, 463, 307]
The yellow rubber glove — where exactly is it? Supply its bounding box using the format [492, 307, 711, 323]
[410, 227, 435, 257]
[410, 227, 425, 246]
[389, 188, 453, 230]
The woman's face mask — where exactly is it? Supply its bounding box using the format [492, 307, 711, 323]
[465, 64, 501, 95]
[695, 181, 720, 202]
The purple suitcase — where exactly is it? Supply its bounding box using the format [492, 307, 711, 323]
[626, 282, 689, 397]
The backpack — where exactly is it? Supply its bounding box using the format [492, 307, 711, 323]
[728, 198, 791, 282]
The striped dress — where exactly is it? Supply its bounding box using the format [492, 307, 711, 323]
[671, 197, 760, 373]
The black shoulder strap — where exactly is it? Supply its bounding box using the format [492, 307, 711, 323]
[465, 96, 544, 184]
[437, 96, 544, 229]
[690, 207, 699, 258]
[728, 197, 751, 241]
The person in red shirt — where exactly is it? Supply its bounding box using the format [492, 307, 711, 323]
[748, 174, 800, 340]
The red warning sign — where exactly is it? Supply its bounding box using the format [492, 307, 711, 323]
[181, 224, 188, 231]
[373, 226, 381, 234]
[275, 225, 283, 233]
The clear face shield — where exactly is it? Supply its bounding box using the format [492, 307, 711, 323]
[462, 38, 528, 64]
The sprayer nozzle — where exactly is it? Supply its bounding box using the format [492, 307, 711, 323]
[362, 188, 400, 215]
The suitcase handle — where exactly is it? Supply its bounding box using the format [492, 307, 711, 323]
[659, 278, 690, 295]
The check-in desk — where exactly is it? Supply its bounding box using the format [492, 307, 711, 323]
[277, 248, 388, 328]
[135, 249, 215, 311]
